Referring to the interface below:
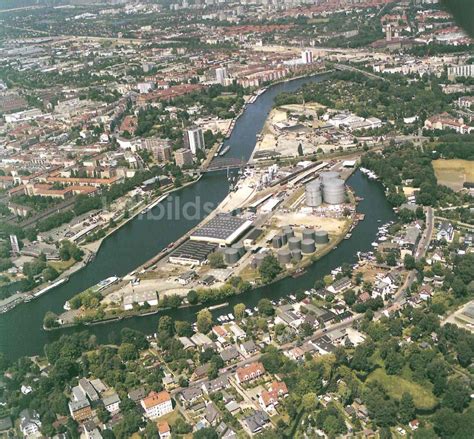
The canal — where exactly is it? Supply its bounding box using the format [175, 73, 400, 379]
[0, 73, 395, 360]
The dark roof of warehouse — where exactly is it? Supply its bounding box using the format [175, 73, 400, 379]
[170, 240, 217, 262]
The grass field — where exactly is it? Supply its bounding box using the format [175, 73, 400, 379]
[433, 159, 474, 191]
[367, 368, 438, 410]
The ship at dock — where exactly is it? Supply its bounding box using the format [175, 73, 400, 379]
[219, 145, 231, 156]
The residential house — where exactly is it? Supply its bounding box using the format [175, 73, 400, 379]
[202, 376, 229, 394]
[78, 378, 100, 402]
[242, 410, 270, 436]
[179, 387, 203, 406]
[19, 409, 42, 436]
[158, 421, 171, 439]
[220, 346, 241, 363]
[68, 399, 92, 422]
[437, 222, 454, 242]
[259, 381, 288, 412]
[204, 402, 221, 427]
[102, 393, 120, 414]
[140, 391, 173, 419]
[235, 362, 265, 384]
[240, 340, 258, 357]
[128, 387, 146, 404]
[228, 323, 246, 339]
[373, 280, 391, 298]
[419, 284, 433, 301]
[327, 276, 352, 294]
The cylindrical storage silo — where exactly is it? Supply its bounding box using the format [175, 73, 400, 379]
[301, 238, 316, 254]
[291, 249, 302, 262]
[224, 247, 240, 265]
[288, 237, 301, 250]
[305, 179, 322, 207]
[282, 227, 294, 241]
[302, 228, 315, 241]
[277, 248, 291, 264]
[272, 235, 282, 249]
[279, 232, 287, 246]
[322, 178, 345, 204]
[232, 242, 245, 257]
[320, 171, 340, 183]
[314, 230, 329, 244]
[254, 253, 266, 267]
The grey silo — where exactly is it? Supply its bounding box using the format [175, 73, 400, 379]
[272, 235, 283, 249]
[305, 179, 322, 207]
[253, 253, 267, 267]
[288, 236, 301, 250]
[282, 226, 294, 240]
[320, 171, 340, 183]
[322, 177, 345, 204]
[302, 228, 315, 241]
[291, 249, 302, 262]
[277, 248, 292, 264]
[279, 232, 288, 246]
[232, 242, 245, 257]
[301, 238, 316, 254]
[224, 247, 240, 265]
[314, 230, 329, 244]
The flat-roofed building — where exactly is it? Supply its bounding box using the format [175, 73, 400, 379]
[190, 214, 253, 245]
[175, 148, 193, 167]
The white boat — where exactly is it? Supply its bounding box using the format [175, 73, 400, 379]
[95, 276, 120, 292]
[33, 277, 69, 298]
[227, 313, 234, 320]
[289, 295, 296, 301]
[63, 301, 71, 311]
[372, 242, 379, 247]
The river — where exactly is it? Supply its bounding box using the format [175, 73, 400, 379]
[0, 73, 395, 360]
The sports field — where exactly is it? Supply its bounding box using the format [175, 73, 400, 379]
[433, 159, 474, 191]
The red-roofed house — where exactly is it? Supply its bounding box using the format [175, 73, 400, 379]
[157, 421, 171, 439]
[140, 391, 173, 419]
[235, 362, 265, 384]
[259, 381, 288, 412]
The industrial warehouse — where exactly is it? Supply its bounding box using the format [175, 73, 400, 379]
[139, 159, 358, 292]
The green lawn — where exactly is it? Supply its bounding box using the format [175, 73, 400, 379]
[367, 368, 438, 410]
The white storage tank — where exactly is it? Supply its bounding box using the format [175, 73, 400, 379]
[320, 171, 340, 183]
[253, 253, 267, 267]
[305, 179, 322, 207]
[272, 235, 283, 249]
[322, 178, 345, 204]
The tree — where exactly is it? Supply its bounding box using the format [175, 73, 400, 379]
[404, 254, 416, 270]
[386, 252, 397, 266]
[258, 254, 282, 283]
[158, 316, 174, 337]
[118, 343, 138, 361]
[43, 311, 59, 329]
[175, 320, 193, 337]
[442, 378, 470, 412]
[193, 427, 218, 439]
[208, 252, 225, 268]
[233, 303, 246, 321]
[343, 289, 357, 306]
[302, 392, 317, 409]
[399, 392, 415, 424]
[257, 298, 274, 316]
[298, 143, 304, 156]
[197, 309, 213, 334]
[187, 289, 199, 304]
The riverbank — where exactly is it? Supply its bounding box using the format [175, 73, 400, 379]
[48, 159, 360, 329]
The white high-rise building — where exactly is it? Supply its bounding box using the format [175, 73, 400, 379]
[215, 67, 228, 84]
[301, 50, 313, 65]
[184, 126, 205, 155]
